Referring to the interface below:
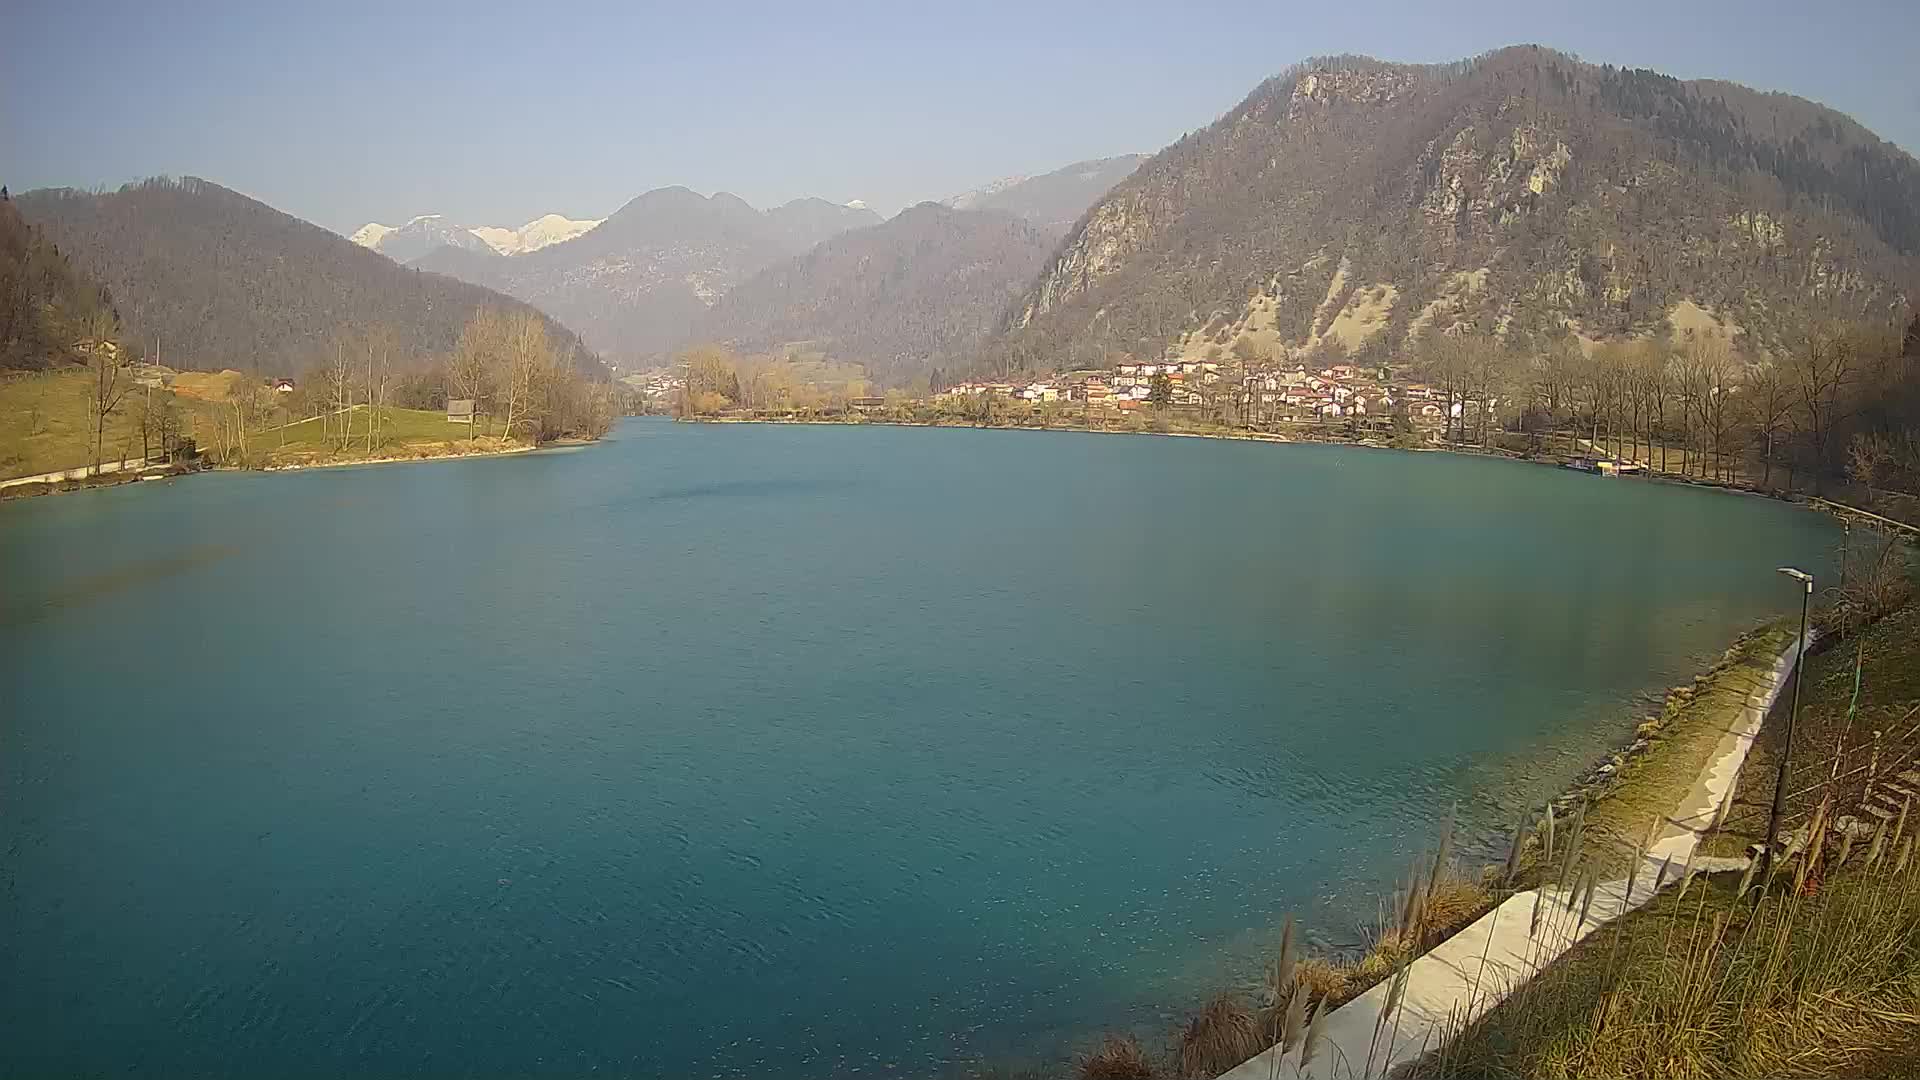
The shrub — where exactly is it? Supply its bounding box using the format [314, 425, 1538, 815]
[1077, 1033, 1157, 1080]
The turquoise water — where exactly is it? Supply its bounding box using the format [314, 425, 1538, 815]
[0, 420, 1838, 1077]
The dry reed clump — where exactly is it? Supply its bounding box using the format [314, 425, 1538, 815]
[1176, 994, 1262, 1079]
[1421, 875, 1491, 939]
[1354, 928, 1415, 985]
[1290, 956, 1351, 1009]
[1077, 1033, 1157, 1080]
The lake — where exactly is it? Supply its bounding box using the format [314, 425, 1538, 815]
[0, 420, 1839, 1077]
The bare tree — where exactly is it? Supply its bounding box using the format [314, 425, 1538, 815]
[449, 311, 500, 437]
[494, 311, 550, 440]
[82, 309, 133, 473]
[1746, 362, 1793, 490]
[325, 339, 357, 451]
[1636, 339, 1672, 472]
[360, 325, 399, 455]
[1787, 325, 1859, 494]
[1847, 432, 1895, 506]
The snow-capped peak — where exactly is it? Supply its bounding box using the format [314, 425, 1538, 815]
[349, 213, 603, 257]
[349, 222, 395, 248]
[490, 213, 602, 254]
[845, 199, 868, 210]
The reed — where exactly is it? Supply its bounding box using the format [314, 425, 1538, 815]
[1299, 1002, 1328, 1072]
[1502, 814, 1528, 887]
[1176, 995, 1260, 1079]
[1078, 1034, 1157, 1080]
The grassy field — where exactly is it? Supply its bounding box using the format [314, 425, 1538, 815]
[0, 365, 529, 481]
[0, 368, 164, 480]
[229, 405, 518, 468]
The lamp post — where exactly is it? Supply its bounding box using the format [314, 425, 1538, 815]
[1760, 566, 1814, 884]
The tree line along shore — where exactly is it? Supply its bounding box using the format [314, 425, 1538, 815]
[660, 314, 1920, 523]
[1, 306, 623, 496]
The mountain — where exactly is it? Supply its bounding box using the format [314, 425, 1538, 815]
[699, 204, 1056, 385]
[414, 188, 880, 361]
[764, 197, 886, 254]
[0, 191, 113, 371]
[14, 177, 592, 374]
[350, 214, 499, 262]
[353, 213, 604, 260]
[996, 47, 1920, 371]
[945, 155, 1145, 233]
[468, 214, 603, 255]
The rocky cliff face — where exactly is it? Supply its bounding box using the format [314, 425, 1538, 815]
[998, 47, 1919, 370]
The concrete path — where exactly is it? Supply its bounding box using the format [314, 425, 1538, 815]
[0, 454, 159, 490]
[1217, 631, 1811, 1080]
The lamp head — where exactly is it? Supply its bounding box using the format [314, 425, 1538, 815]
[1777, 567, 1814, 591]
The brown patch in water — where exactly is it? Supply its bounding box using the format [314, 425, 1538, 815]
[2, 542, 240, 627]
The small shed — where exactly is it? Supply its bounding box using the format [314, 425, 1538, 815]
[447, 399, 475, 425]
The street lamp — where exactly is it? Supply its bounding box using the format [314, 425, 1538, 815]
[1760, 566, 1815, 885]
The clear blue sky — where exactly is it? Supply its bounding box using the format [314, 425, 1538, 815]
[6, 0, 1917, 235]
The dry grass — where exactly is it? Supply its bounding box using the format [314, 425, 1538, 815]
[1177, 994, 1262, 1078]
[0, 367, 159, 479]
[1421, 876, 1492, 939]
[166, 369, 245, 401]
[1290, 956, 1351, 1009]
[1352, 931, 1412, 986]
[1411, 798, 1920, 1078]
[1701, 571, 1920, 862]
[1076, 1033, 1157, 1080]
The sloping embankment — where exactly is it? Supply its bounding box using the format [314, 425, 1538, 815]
[1217, 629, 1814, 1080]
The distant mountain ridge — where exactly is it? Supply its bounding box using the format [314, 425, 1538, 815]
[351, 213, 603, 261]
[995, 47, 1919, 371]
[414, 188, 880, 361]
[699, 204, 1056, 385]
[15, 177, 593, 374]
[944, 155, 1146, 233]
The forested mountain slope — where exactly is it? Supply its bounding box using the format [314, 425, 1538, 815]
[15, 178, 589, 374]
[991, 46, 1920, 372]
[0, 190, 114, 371]
[414, 188, 880, 362]
[698, 204, 1054, 386]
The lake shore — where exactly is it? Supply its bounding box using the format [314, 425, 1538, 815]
[684, 413, 1841, 515]
[0, 439, 579, 501]
[257, 440, 540, 473]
